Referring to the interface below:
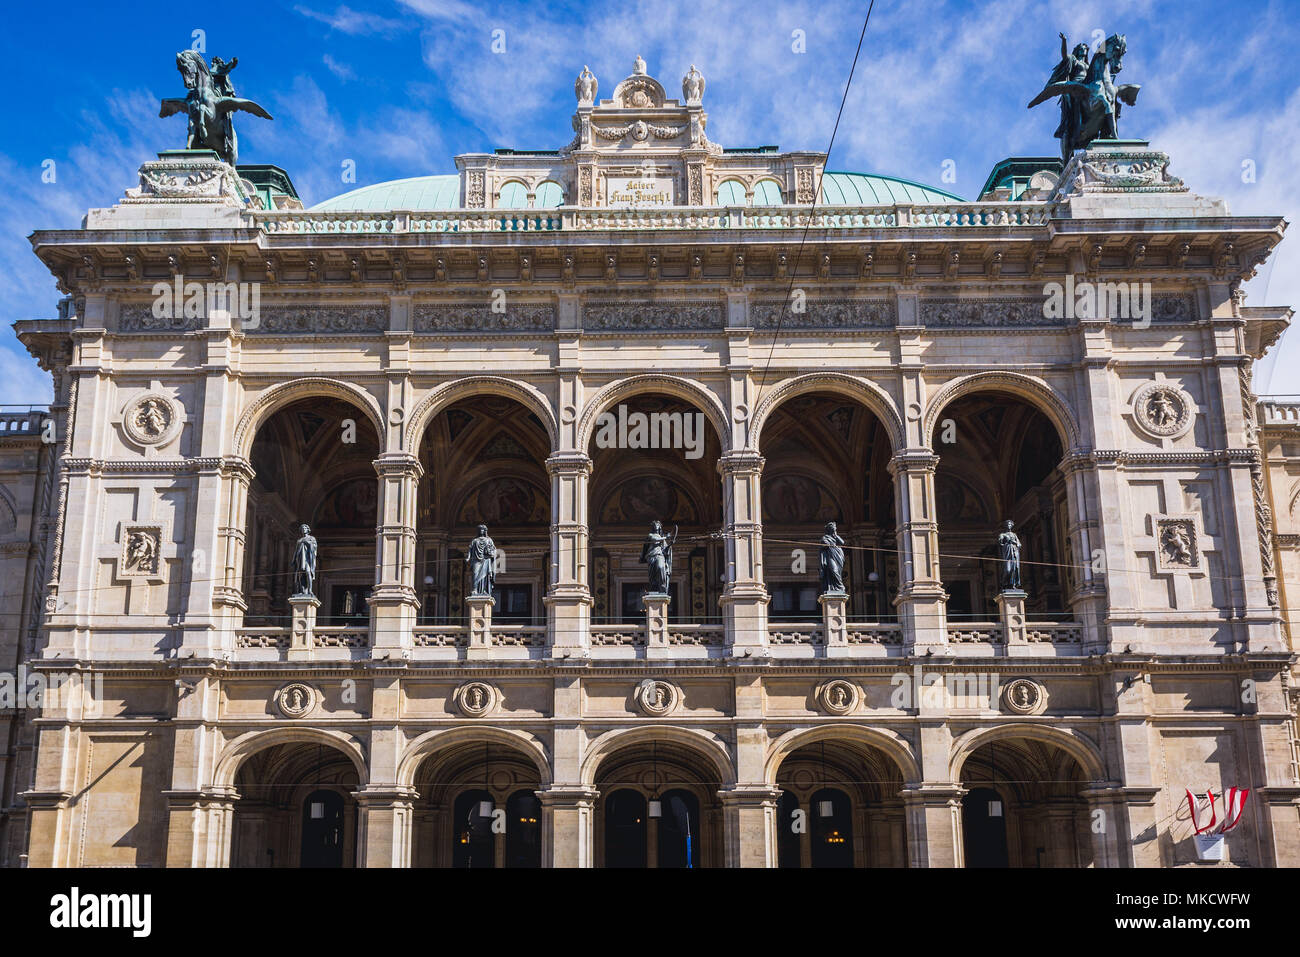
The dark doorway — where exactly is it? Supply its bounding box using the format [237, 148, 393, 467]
[505, 790, 542, 868]
[777, 791, 802, 868]
[656, 790, 700, 868]
[300, 789, 345, 868]
[810, 788, 854, 867]
[604, 789, 647, 867]
[453, 789, 497, 868]
[962, 787, 1010, 867]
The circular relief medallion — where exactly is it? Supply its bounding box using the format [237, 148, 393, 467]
[122, 393, 182, 447]
[636, 679, 678, 717]
[817, 679, 858, 715]
[275, 682, 316, 718]
[456, 681, 497, 718]
[1131, 382, 1194, 439]
[1002, 678, 1047, 716]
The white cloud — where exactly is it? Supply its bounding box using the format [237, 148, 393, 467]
[322, 54, 356, 81]
[294, 4, 405, 35]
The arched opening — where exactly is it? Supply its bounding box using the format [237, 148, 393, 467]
[411, 740, 543, 868]
[773, 738, 907, 867]
[932, 391, 1069, 621]
[534, 181, 564, 208]
[586, 392, 724, 627]
[958, 738, 1093, 867]
[498, 181, 528, 208]
[229, 741, 361, 867]
[759, 392, 896, 622]
[593, 739, 723, 867]
[416, 395, 551, 628]
[752, 179, 783, 204]
[715, 179, 747, 205]
[243, 396, 380, 626]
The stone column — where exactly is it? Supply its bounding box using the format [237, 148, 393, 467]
[371, 453, 422, 657]
[539, 787, 598, 867]
[1060, 450, 1107, 652]
[901, 785, 964, 867]
[718, 786, 782, 867]
[465, 594, 494, 659]
[718, 450, 769, 656]
[1079, 785, 1126, 868]
[354, 786, 418, 868]
[890, 451, 948, 652]
[162, 788, 238, 867]
[214, 456, 254, 636]
[545, 452, 592, 657]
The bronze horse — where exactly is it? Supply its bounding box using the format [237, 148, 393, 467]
[1029, 34, 1140, 164]
[159, 51, 272, 166]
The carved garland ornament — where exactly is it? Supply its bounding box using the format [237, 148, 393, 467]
[1131, 382, 1195, 439]
[635, 678, 678, 716]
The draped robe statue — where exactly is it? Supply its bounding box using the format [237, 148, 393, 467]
[819, 522, 847, 594]
[997, 520, 1023, 591]
[466, 525, 497, 597]
[640, 520, 677, 594]
[291, 524, 318, 598]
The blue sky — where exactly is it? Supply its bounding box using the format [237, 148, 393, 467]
[2, 0, 1298, 404]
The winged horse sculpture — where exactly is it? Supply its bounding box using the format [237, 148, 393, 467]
[1028, 34, 1140, 164]
[159, 51, 272, 166]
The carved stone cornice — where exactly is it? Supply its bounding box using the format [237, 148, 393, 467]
[888, 450, 940, 473]
[545, 451, 593, 475]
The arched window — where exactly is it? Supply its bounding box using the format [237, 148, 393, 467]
[505, 789, 542, 868]
[752, 179, 784, 205]
[777, 791, 802, 868]
[300, 789, 345, 868]
[452, 789, 496, 868]
[656, 789, 700, 868]
[498, 181, 528, 208]
[534, 181, 564, 208]
[714, 179, 747, 206]
[810, 787, 853, 867]
[604, 789, 647, 867]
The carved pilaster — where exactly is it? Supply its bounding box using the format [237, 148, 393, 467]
[371, 453, 422, 655]
[889, 450, 947, 651]
[718, 450, 768, 654]
[545, 452, 592, 655]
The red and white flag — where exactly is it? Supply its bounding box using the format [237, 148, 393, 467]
[1219, 787, 1250, 833]
[1185, 789, 1217, 835]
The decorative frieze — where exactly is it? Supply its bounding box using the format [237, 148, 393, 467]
[920, 297, 1058, 328]
[414, 302, 554, 332]
[582, 300, 721, 331]
[751, 298, 892, 329]
[250, 305, 386, 333]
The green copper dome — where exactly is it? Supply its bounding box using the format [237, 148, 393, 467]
[311, 170, 963, 211]
[312, 175, 461, 212]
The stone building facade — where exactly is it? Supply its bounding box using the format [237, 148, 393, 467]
[5, 58, 1299, 867]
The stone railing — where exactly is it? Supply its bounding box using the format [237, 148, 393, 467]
[248, 202, 1051, 236]
[1260, 397, 1300, 427]
[491, 624, 548, 647]
[590, 623, 645, 646]
[846, 623, 904, 645]
[312, 626, 370, 649]
[413, 626, 466, 647]
[768, 622, 823, 645]
[1024, 622, 1083, 644]
[0, 407, 46, 437]
[667, 623, 726, 646]
[235, 627, 290, 649]
[947, 622, 1004, 643]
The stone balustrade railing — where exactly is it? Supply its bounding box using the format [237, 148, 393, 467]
[590, 623, 645, 646]
[248, 202, 1051, 236]
[0, 407, 46, 436]
[947, 622, 1004, 643]
[667, 623, 726, 646]
[490, 624, 548, 647]
[767, 622, 824, 645]
[311, 626, 370, 649]
[1260, 397, 1300, 427]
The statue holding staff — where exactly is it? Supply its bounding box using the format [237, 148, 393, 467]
[640, 520, 678, 595]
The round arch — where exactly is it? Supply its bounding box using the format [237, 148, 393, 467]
[397, 726, 553, 788]
[234, 378, 386, 459]
[403, 376, 558, 453]
[580, 726, 735, 788]
[765, 724, 920, 785]
[575, 374, 732, 455]
[922, 372, 1080, 450]
[948, 723, 1107, 784]
[213, 726, 369, 790]
[750, 372, 905, 452]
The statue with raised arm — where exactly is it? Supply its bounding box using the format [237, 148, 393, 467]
[819, 522, 847, 594]
[159, 51, 273, 166]
[1028, 33, 1140, 163]
[466, 524, 497, 597]
[291, 524, 318, 598]
[640, 520, 678, 594]
[997, 520, 1023, 591]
